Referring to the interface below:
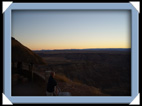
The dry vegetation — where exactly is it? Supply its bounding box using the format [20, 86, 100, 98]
[54, 74, 107, 96]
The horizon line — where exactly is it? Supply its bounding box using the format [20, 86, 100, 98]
[32, 48, 131, 51]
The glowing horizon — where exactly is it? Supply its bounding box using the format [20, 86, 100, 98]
[30, 46, 131, 51]
[12, 10, 131, 50]
[31, 48, 131, 51]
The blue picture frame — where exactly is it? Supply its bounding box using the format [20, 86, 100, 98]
[3, 2, 139, 104]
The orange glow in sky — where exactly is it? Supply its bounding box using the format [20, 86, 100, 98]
[12, 10, 131, 50]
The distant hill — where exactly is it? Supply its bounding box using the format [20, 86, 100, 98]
[33, 48, 130, 52]
[33, 48, 131, 55]
[12, 37, 47, 64]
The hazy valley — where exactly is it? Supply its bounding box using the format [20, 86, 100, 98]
[35, 49, 131, 96]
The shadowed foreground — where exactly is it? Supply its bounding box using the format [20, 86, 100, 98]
[12, 68, 46, 96]
[12, 81, 46, 96]
[12, 67, 107, 96]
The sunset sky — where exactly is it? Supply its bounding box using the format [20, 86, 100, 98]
[12, 10, 131, 50]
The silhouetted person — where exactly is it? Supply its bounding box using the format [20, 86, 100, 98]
[46, 72, 57, 96]
[17, 61, 22, 74]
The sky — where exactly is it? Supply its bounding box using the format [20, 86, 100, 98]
[12, 10, 131, 50]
